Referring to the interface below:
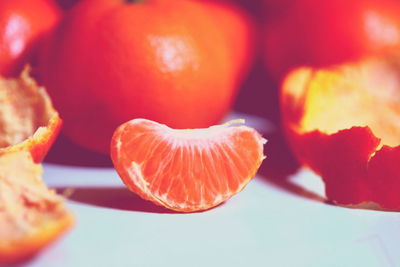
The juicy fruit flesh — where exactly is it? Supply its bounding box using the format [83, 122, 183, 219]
[0, 152, 72, 263]
[286, 58, 400, 147]
[112, 119, 266, 212]
[0, 69, 53, 148]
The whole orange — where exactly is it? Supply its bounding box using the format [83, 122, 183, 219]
[39, 0, 253, 154]
[198, 0, 255, 81]
[263, 0, 400, 80]
[0, 0, 60, 76]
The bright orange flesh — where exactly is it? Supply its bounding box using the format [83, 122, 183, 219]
[281, 54, 400, 210]
[0, 151, 73, 264]
[0, 67, 61, 162]
[111, 119, 266, 212]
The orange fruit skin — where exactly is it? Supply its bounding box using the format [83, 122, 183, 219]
[39, 0, 254, 154]
[280, 65, 400, 210]
[285, 126, 380, 205]
[0, 68, 63, 163]
[0, 0, 61, 76]
[0, 151, 73, 264]
[198, 0, 255, 82]
[284, 123, 400, 210]
[29, 115, 62, 163]
[0, 213, 73, 265]
[0, 114, 62, 163]
[264, 0, 400, 80]
[111, 119, 265, 212]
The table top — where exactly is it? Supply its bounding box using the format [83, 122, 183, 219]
[17, 113, 400, 267]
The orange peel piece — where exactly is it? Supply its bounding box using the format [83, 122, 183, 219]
[0, 66, 62, 163]
[0, 151, 73, 264]
[281, 55, 400, 210]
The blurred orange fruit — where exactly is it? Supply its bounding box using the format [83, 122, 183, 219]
[281, 53, 400, 210]
[199, 0, 255, 80]
[39, 0, 254, 154]
[111, 119, 266, 212]
[0, 0, 60, 76]
[264, 0, 400, 80]
[0, 151, 73, 264]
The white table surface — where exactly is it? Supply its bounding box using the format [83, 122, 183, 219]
[11, 113, 400, 267]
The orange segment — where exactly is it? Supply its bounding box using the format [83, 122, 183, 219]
[111, 119, 266, 212]
[0, 66, 61, 162]
[0, 151, 73, 264]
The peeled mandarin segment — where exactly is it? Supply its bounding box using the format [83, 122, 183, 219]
[111, 119, 266, 212]
[0, 151, 73, 264]
[281, 55, 400, 210]
[0, 66, 62, 163]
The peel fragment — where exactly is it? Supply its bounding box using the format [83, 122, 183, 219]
[0, 66, 62, 162]
[0, 67, 70, 263]
[0, 151, 73, 264]
[281, 55, 400, 210]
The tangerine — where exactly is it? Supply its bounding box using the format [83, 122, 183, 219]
[264, 0, 400, 80]
[39, 0, 254, 154]
[0, 0, 60, 76]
